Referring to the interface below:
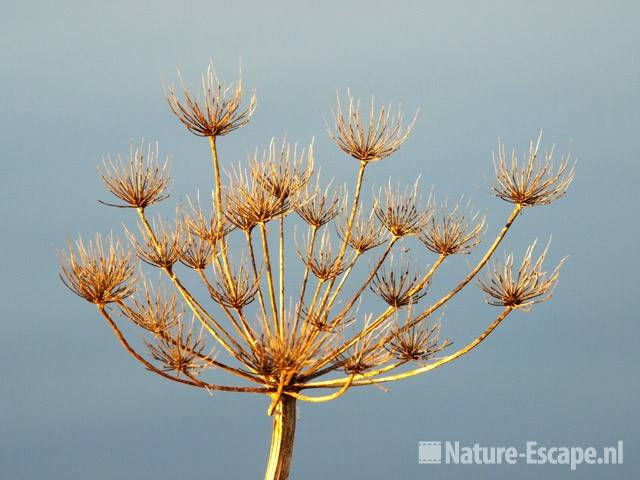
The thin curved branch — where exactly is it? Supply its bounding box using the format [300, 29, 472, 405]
[299, 307, 513, 390]
[97, 305, 270, 393]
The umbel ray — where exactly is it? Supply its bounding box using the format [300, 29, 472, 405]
[59, 62, 574, 480]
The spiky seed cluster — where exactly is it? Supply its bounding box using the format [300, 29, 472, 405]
[371, 258, 428, 308]
[251, 139, 314, 201]
[386, 314, 451, 361]
[121, 282, 180, 335]
[225, 167, 290, 230]
[492, 134, 575, 206]
[479, 240, 564, 311]
[298, 230, 351, 280]
[180, 233, 214, 270]
[99, 142, 170, 209]
[208, 259, 259, 310]
[339, 318, 393, 374]
[337, 207, 388, 254]
[59, 234, 136, 305]
[375, 181, 431, 237]
[180, 195, 232, 244]
[419, 199, 486, 255]
[166, 63, 256, 137]
[295, 176, 343, 228]
[126, 218, 183, 269]
[328, 91, 417, 163]
[145, 319, 210, 375]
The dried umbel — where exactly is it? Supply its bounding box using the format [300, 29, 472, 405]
[60, 62, 574, 480]
[419, 198, 486, 256]
[329, 91, 417, 162]
[59, 234, 135, 305]
[479, 240, 564, 311]
[492, 133, 575, 206]
[166, 63, 256, 138]
[99, 141, 170, 209]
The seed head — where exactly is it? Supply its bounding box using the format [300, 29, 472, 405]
[126, 217, 183, 269]
[298, 230, 352, 281]
[120, 280, 181, 335]
[99, 141, 170, 209]
[180, 194, 232, 244]
[370, 256, 428, 308]
[492, 133, 575, 206]
[59, 234, 136, 305]
[418, 198, 486, 256]
[166, 62, 256, 137]
[328, 91, 417, 162]
[207, 257, 260, 310]
[294, 174, 344, 228]
[337, 206, 388, 254]
[374, 180, 431, 237]
[145, 318, 211, 375]
[385, 309, 451, 361]
[251, 138, 314, 201]
[478, 240, 565, 311]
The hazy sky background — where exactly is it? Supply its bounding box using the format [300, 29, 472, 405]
[1, 1, 639, 478]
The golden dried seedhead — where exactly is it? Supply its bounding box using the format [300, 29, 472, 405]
[207, 257, 259, 310]
[478, 240, 565, 311]
[328, 91, 417, 163]
[225, 166, 290, 229]
[120, 280, 181, 335]
[374, 180, 431, 237]
[298, 230, 352, 281]
[145, 319, 211, 375]
[294, 174, 344, 228]
[59, 234, 136, 305]
[125, 217, 184, 269]
[338, 317, 393, 374]
[418, 198, 486, 256]
[371, 257, 428, 308]
[251, 138, 314, 201]
[180, 194, 232, 244]
[492, 133, 575, 206]
[166, 63, 256, 137]
[99, 141, 170, 209]
[179, 232, 214, 270]
[385, 312, 451, 361]
[337, 206, 389, 254]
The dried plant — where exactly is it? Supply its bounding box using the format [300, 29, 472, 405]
[59, 62, 573, 480]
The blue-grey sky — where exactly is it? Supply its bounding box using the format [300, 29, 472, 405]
[1, 1, 639, 479]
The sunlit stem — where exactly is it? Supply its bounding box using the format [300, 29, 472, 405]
[294, 225, 318, 333]
[279, 215, 285, 334]
[259, 221, 280, 336]
[245, 229, 270, 334]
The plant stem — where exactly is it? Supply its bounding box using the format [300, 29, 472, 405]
[264, 395, 297, 480]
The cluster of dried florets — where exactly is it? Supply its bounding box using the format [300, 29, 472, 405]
[59, 62, 574, 409]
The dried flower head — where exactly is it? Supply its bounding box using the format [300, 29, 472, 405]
[294, 174, 344, 228]
[251, 138, 314, 200]
[99, 141, 170, 209]
[59, 234, 136, 305]
[339, 316, 393, 374]
[492, 133, 575, 206]
[126, 217, 183, 269]
[179, 232, 214, 270]
[166, 63, 256, 137]
[145, 319, 211, 375]
[328, 91, 417, 162]
[374, 180, 431, 237]
[370, 257, 428, 308]
[419, 198, 486, 256]
[120, 280, 181, 335]
[298, 230, 352, 281]
[225, 166, 290, 229]
[478, 240, 565, 311]
[385, 310, 451, 361]
[207, 258, 260, 310]
[180, 194, 232, 244]
[337, 206, 388, 254]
